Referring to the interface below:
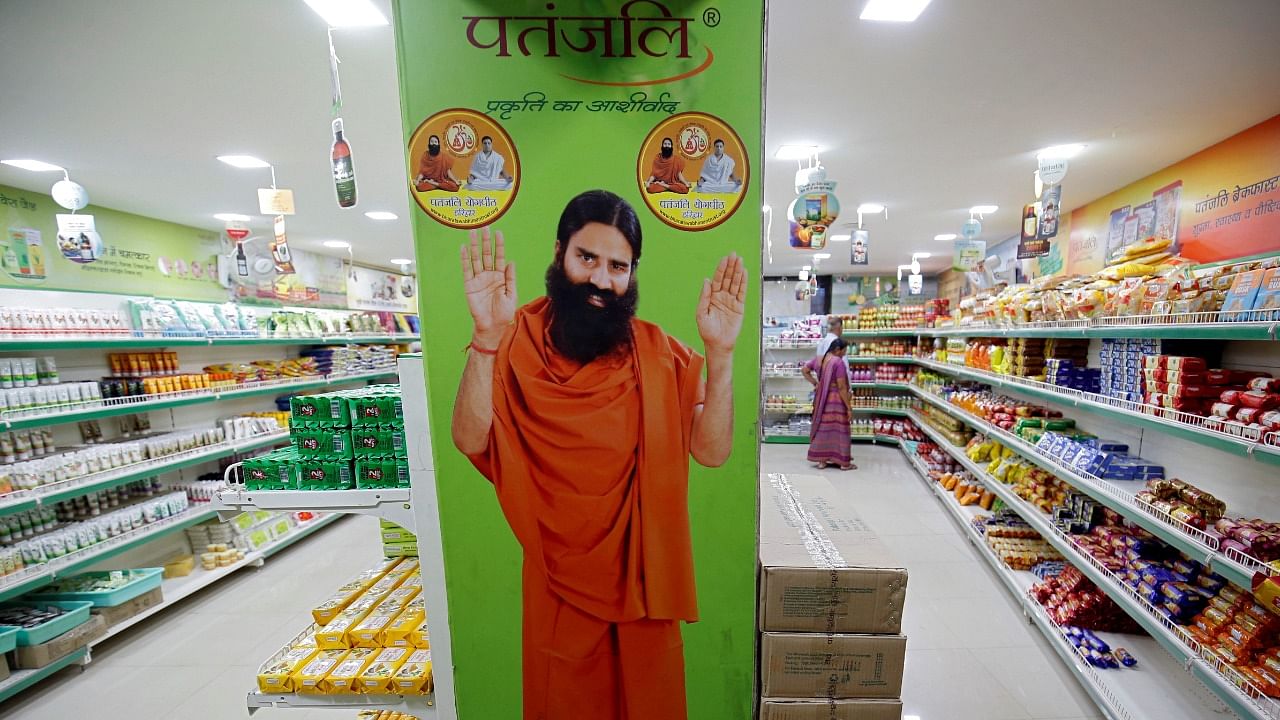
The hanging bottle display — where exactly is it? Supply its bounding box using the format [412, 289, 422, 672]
[235, 241, 249, 277]
[332, 118, 357, 208]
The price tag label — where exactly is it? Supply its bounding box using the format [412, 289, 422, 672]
[258, 188, 296, 215]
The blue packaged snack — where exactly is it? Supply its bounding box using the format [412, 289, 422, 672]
[1097, 441, 1130, 453]
[1085, 649, 1109, 668]
[1161, 582, 1206, 606]
[1101, 652, 1120, 669]
[1137, 581, 1162, 605]
[1172, 558, 1203, 578]
[1081, 629, 1110, 652]
[1196, 573, 1227, 593]
[1113, 647, 1137, 667]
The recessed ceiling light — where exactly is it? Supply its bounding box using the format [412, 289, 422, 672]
[214, 213, 251, 222]
[364, 211, 398, 221]
[970, 205, 999, 214]
[389, 258, 413, 265]
[216, 155, 271, 169]
[775, 145, 818, 160]
[860, 0, 933, 22]
[1037, 143, 1086, 160]
[912, 252, 933, 259]
[857, 203, 885, 214]
[814, 253, 832, 260]
[302, 0, 388, 27]
[801, 265, 812, 271]
[831, 234, 851, 242]
[934, 233, 957, 241]
[1, 158, 64, 172]
[323, 240, 352, 249]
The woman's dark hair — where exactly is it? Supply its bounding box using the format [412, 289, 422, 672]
[826, 338, 848, 355]
[556, 190, 642, 267]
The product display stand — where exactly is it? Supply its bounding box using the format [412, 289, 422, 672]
[210, 355, 457, 719]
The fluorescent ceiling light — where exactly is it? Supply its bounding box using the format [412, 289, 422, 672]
[389, 258, 413, 265]
[1037, 143, 1086, 160]
[857, 203, 885, 214]
[831, 234, 851, 242]
[216, 155, 270, 169]
[775, 145, 818, 160]
[814, 253, 832, 260]
[1, 158, 64, 172]
[801, 265, 812, 271]
[323, 240, 352, 249]
[934, 233, 957, 241]
[860, 0, 932, 22]
[912, 252, 932, 259]
[970, 204, 999, 214]
[214, 213, 251, 222]
[364, 211, 398, 220]
[303, 0, 388, 27]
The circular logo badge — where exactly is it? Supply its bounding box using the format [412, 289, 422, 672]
[637, 111, 749, 232]
[408, 108, 520, 229]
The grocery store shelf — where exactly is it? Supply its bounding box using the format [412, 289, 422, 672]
[763, 341, 819, 351]
[88, 513, 342, 647]
[907, 386, 1265, 590]
[0, 367, 398, 431]
[846, 356, 916, 364]
[0, 646, 89, 704]
[843, 329, 927, 338]
[0, 507, 219, 602]
[845, 314, 1278, 341]
[212, 486, 415, 532]
[908, 409, 1275, 720]
[0, 334, 420, 351]
[246, 691, 435, 716]
[901, 444, 1235, 720]
[0, 431, 289, 518]
[760, 433, 902, 445]
[762, 404, 812, 414]
[850, 406, 910, 416]
[849, 382, 913, 391]
[912, 358, 1280, 468]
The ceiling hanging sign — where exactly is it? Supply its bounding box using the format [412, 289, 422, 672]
[907, 272, 924, 296]
[1038, 157, 1069, 186]
[789, 181, 839, 251]
[224, 222, 250, 242]
[55, 214, 101, 268]
[1017, 202, 1050, 258]
[257, 188, 296, 216]
[850, 229, 869, 265]
[953, 238, 986, 271]
[51, 179, 89, 211]
[961, 216, 982, 239]
[1037, 183, 1062, 240]
[271, 215, 296, 274]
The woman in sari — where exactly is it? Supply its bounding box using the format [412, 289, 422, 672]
[802, 338, 855, 470]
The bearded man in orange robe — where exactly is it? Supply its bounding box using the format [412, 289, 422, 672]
[645, 137, 691, 194]
[414, 134, 461, 192]
[452, 190, 745, 720]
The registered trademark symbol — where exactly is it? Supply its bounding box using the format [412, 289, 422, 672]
[703, 7, 720, 26]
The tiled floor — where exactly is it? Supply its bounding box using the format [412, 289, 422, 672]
[763, 442, 1104, 720]
[2, 514, 382, 720]
[5, 444, 1103, 720]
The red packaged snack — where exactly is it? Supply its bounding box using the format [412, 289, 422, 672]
[1249, 377, 1280, 393]
[1165, 356, 1208, 372]
[1261, 410, 1280, 429]
[1241, 391, 1280, 410]
[1234, 370, 1271, 385]
[1168, 383, 1219, 398]
[1221, 389, 1243, 404]
[1205, 369, 1234, 385]
[1211, 402, 1240, 418]
[1239, 407, 1265, 424]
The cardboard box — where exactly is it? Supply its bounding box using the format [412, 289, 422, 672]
[761, 698, 903, 720]
[760, 474, 907, 634]
[92, 587, 164, 627]
[0, 654, 10, 683]
[15, 615, 107, 669]
[761, 633, 906, 699]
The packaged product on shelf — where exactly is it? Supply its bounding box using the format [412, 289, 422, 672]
[311, 558, 406, 626]
[321, 647, 378, 693]
[383, 600, 427, 648]
[295, 458, 355, 491]
[350, 425, 407, 458]
[292, 427, 353, 459]
[357, 647, 413, 693]
[258, 645, 321, 693]
[390, 649, 434, 694]
[243, 448, 299, 491]
[293, 648, 350, 694]
[291, 393, 353, 427]
[355, 458, 410, 490]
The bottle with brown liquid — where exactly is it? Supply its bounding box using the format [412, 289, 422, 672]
[1022, 204, 1038, 239]
[332, 118, 357, 208]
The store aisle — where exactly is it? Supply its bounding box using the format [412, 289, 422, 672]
[762, 442, 1104, 720]
[1, 515, 381, 720]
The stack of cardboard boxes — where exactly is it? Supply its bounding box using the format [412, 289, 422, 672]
[759, 473, 909, 720]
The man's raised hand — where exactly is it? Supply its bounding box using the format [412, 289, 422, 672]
[696, 252, 746, 354]
[460, 227, 516, 349]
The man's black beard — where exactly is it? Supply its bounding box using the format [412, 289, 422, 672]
[545, 260, 638, 364]
[428, 144, 440, 156]
[661, 146, 673, 158]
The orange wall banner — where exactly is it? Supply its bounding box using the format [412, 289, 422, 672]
[1059, 114, 1280, 276]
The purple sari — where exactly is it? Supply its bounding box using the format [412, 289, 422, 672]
[805, 354, 851, 465]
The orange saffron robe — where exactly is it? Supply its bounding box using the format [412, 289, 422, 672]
[467, 297, 705, 720]
[646, 154, 689, 194]
[416, 151, 459, 192]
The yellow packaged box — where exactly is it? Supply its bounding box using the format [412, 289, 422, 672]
[392, 650, 433, 694]
[312, 559, 405, 626]
[351, 611, 400, 649]
[357, 647, 412, 693]
[292, 649, 349, 694]
[382, 602, 426, 648]
[316, 611, 366, 650]
[293, 626, 319, 648]
[321, 647, 377, 694]
[257, 646, 319, 693]
[380, 585, 421, 613]
[409, 616, 430, 649]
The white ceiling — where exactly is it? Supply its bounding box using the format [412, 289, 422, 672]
[2, 1, 1280, 277]
[763, 0, 1280, 276]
